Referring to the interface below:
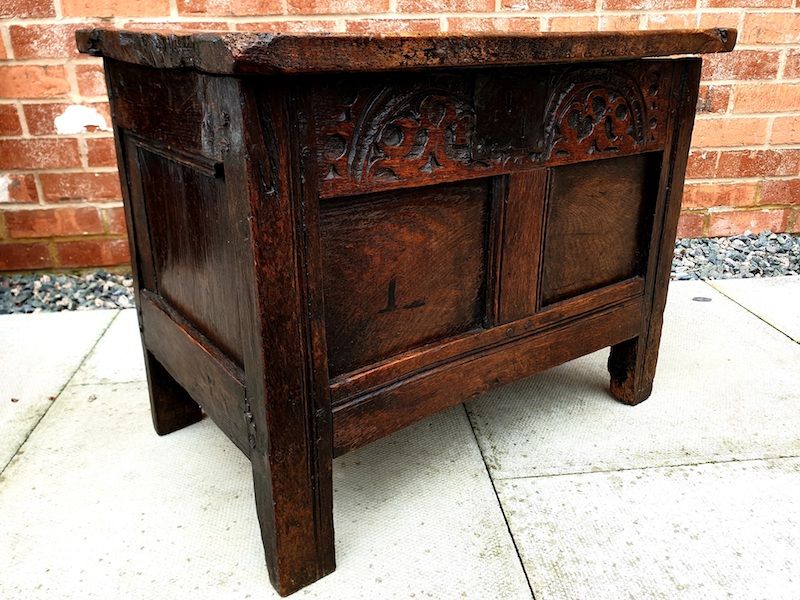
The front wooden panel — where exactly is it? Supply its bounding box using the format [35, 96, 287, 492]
[540, 153, 659, 305]
[304, 59, 680, 397]
[319, 180, 490, 376]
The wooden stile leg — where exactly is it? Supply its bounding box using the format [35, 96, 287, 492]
[144, 350, 204, 435]
[608, 59, 703, 409]
[608, 336, 655, 406]
[251, 451, 336, 597]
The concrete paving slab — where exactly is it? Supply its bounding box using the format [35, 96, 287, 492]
[496, 458, 800, 600]
[466, 281, 800, 479]
[71, 308, 146, 384]
[0, 383, 532, 600]
[710, 275, 800, 343]
[0, 309, 116, 469]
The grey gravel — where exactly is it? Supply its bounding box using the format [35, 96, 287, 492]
[672, 232, 800, 281]
[1, 232, 798, 313]
[0, 271, 134, 314]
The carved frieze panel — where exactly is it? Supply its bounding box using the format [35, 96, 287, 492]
[313, 76, 479, 197]
[309, 62, 673, 198]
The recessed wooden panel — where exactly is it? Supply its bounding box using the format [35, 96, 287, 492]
[540, 153, 659, 305]
[137, 146, 244, 364]
[320, 180, 490, 376]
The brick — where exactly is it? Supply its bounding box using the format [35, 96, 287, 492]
[701, 50, 780, 81]
[176, 0, 281, 15]
[121, 21, 228, 29]
[785, 49, 800, 79]
[61, 0, 170, 16]
[0, 105, 22, 136]
[708, 208, 787, 236]
[742, 13, 800, 44]
[698, 11, 740, 29]
[0, 0, 55, 18]
[0, 66, 70, 99]
[646, 13, 695, 30]
[691, 117, 768, 148]
[56, 238, 130, 268]
[236, 20, 340, 32]
[604, 0, 694, 9]
[787, 209, 799, 233]
[701, 0, 791, 6]
[733, 83, 800, 113]
[0, 242, 53, 271]
[676, 213, 705, 238]
[5, 207, 104, 239]
[548, 16, 599, 32]
[716, 150, 800, 178]
[0, 174, 38, 204]
[682, 183, 760, 209]
[397, 0, 492, 10]
[448, 17, 541, 34]
[346, 19, 441, 34]
[0, 139, 81, 170]
[696, 85, 730, 114]
[87, 138, 119, 167]
[598, 15, 640, 31]
[500, 0, 592, 9]
[75, 64, 108, 98]
[771, 117, 800, 146]
[9, 24, 89, 60]
[761, 179, 800, 206]
[686, 150, 718, 179]
[23, 102, 112, 136]
[0, 42, 6, 61]
[288, 0, 389, 13]
[104, 207, 128, 234]
[40, 172, 122, 202]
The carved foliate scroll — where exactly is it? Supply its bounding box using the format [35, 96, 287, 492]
[359, 93, 473, 182]
[315, 80, 476, 196]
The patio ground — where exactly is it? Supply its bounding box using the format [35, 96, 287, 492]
[1, 278, 798, 600]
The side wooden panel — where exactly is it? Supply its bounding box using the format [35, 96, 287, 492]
[140, 291, 248, 454]
[108, 58, 247, 366]
[107, 59, 336, 596]
[319, 180, 490, 376]
[130, 140, 244, 364]
[497, 169, 548, 323]
[333, 297, 643, 455]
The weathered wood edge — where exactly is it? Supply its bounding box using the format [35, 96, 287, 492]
[76, 28, 736, 75]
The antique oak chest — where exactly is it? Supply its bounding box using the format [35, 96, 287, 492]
[78, 28, 735, 596]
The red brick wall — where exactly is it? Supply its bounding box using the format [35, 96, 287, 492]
[1, 1, 799, 271]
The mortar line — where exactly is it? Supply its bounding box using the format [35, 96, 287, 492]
[701, 279, 800, 346]
[0, 309, 121, 476]
[492, 453, 800, 482]
[462, 403, 537, 600]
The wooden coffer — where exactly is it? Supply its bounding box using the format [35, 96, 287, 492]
[78, 28, 735, 596]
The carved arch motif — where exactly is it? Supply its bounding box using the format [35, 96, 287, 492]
[318, 84, 475, 190]
[351, 90, 474, 183]
[544, 67, 660, 161]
